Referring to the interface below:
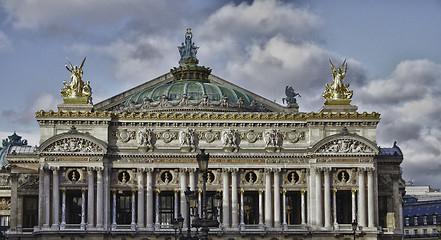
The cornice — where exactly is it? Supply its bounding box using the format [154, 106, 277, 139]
[35, 110, 380, 121]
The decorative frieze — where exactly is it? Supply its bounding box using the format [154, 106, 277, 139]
[45, 137, 104, 153]
[317, 139, 374, 153]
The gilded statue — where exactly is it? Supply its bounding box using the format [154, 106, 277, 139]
[61, 57, 92, 104]
[322, 59, 353, 102]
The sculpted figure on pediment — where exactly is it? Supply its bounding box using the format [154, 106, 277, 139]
[18, 174, 39, 190]
[137, 128, 154, 152]
[48, 137, 102, 153]
[179, 128, 197, 152]
[264, 129, 282, 152]
[319, 139, 373, 153]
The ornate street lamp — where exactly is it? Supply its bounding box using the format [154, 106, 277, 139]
[193, 149, 220, 240]
[172, 215, 184, 240]
[351, 220, 358, 240]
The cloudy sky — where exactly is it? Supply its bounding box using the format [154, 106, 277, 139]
[0, 0, 440, 189]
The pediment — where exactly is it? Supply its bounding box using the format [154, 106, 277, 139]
[313, 128, 379, 155]
[39, 126, 107, 155]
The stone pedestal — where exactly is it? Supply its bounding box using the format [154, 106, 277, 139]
[57, 103, 93, 112]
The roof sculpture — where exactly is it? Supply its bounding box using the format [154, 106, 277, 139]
[322, 59, 353, 105]
[0, 132, 30, 168]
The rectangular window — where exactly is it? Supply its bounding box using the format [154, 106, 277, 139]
[159, 191, 174, 226]
[414, 216, 419, 226]
[423, 215, 427, 225]
[67, 190, 84, 224]
[405, 217, 409, 226]
[23, 196, 38, 228]
[433, 215, 437, 225]
[243, 191, 259, 225]
[117, 191, 134, 225]
[286, 191, 302, 225]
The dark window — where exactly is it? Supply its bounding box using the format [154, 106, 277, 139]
[336, 190, 352, 224]
[159, 191, 174, 225]
[117, 191, 134, 225]
[66, 190, 84, 224]
[286, 191, 303, 225]
[23, 196, 38, 228]
[243, 192, 259, 224]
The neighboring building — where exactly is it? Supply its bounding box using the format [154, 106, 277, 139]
[3, 29, 405, 239]
[405, 182, 441, 201]
[403, 197, 441, 239]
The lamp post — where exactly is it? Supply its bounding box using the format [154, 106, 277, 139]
[172, 214, 184, 240]
[192, 149, 220, 240]
[351, 219, 358, 240]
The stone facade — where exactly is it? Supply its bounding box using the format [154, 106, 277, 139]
[3, 30, 405, 240]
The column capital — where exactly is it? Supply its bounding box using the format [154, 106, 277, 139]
[94, 166, 104, 172]
[333, 189, 338, 193]
[87, 166, 94, 172]
[230, 168, 239, 173]
[137, 167, 146, 173]
[301, 190, 306, 195]
[60, 188, 66, 193]
[240, 189, 244, 195]
[282, 189, 287, 195]
[258, 189, 264, 195]
[188, 168, 197, 173]
[82, 188, 87, 194]
[366, 167, 375, 173]
[179, 168, 188, 173]
[357, 167, 366, 173]
[264, 168, 272, 174]
[351, 189, 357, 194]
[174, 189, 180, 194]
[315, 167, 322, 173]
[50, 165, 60, 172]
[222, 168, 230, 173]
[155, 189, 161, 194]
[146, 167, 154, 173]
[323, 167, 332, 173]
[273, 168, 281, 173]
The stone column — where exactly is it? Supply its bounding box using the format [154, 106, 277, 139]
[81, 189, 86, 230]
[273, 169, 281, 228]
[333, 189, 338, 228]
[17, 196, 23, 232]
[367, 168, 375, 228]
[44, 167, 51, 229]
[198, 190, 202, 217]
[282, 190, 287, 228]
[60, 189, 66, 230]
[112, 191, 117, 230]
[222, 168, 230, 228]
[352, 190, 357, 223]
[137, 168, 145, 229]
[10, 174, 18, 232]
[180, 169, 188, 229]
[87, 168, 94, 229]
[259, 189, 264, 227]
[96, 167, 104, 229]
[240, 190, 244, 229]
[358, 168, 366, 227]
[323, 168, 331, 229]
[174, 190, 179, 219]
[231, 169, 239, 229]
[155, 190, 160, 230]
[315, 168, 323, 228]
[38, 168, 44, 228]
[131, 190, 136, 230]
[265, 169, 272, 227]
[146, 169, 154, 230]
[301, 190, 306, 225]
[189, 168, 196, 190]
[52, 167, 60, 230]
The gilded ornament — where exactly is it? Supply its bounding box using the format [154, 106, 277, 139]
[61, 57, 92, 104]
[322, 59, 353, 105]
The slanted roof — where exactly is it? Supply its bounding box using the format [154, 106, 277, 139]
[0, 132, 34, 168]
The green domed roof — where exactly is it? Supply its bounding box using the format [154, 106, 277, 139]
[125, 81, 255, 106]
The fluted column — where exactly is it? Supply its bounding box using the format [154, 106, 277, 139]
[367, 168, 375, 228]
[301, 190, 306, 225]
[189, 168, 196, 190]
[222, 168, 230, 228]
[273, 169, 281, 228]
[323, 168, 331, 229]
[352, 190, 357, 222]
[259, 190, 264, 227]
[87, 168, 94, 229]
[112, 191, 117, 230]
[81, 189, 86, 230]
[180, 169, 188, 228]
[43, 166, 50, 229]
[315, 168, 323, 228]
[264, 169, 272, 227]
[231, 169, 239, 229]
[358, 168, 366, 227]
[174, 190, 179, 219]
[146, 169, 154, 230]
[96, 167, 104, 229]
[282, 190, 287, 228]
[60, 189, 66, 230]
[240, 190, 244, 229]
[52, 166, 60, 229]
[131, 190, 136, 230]
[137, 168, 145, 229]
[333, 189, 338, 228]
[154, 190, 160, 230]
